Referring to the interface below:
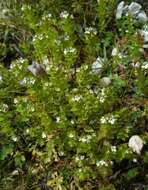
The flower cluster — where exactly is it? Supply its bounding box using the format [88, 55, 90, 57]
[60, 11, 69, 19]
[71, 95, 83, 102]
[0, 103, 8, 112]
[96, 160, 108, 167]
[98, 88, 107, 103]
[111, 146, 117, 153]
[79, 134, 94, 143]
[75, 155, 85, 162]
[19, 77, 36, 86]
[63, 47, 77, 55]
[141, 61, 148, 69]
[85, 27, 97, 35]
[100, 115, 116, 125]
[42, 13, 52, 20]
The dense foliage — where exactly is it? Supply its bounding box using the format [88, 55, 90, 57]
[0, 0, 148, 189]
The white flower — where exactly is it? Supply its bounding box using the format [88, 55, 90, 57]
[64, 47, 76, 55]
[79, 137, 87, 143]
[60, 11, 69, 19]
[71, 120, 74, 124]
[75, 155, 85, 161]
[100, 116, 107, 124]
[141, 62, 148, 69]
[47, 13, 52, 18]
[112, 47, 118, 56]
[26, 129, 29, 134]
[116, 1, 125, 19]
[19, 78, 27, 86]
[108, 115, 116, 125]
[128, 2, 141, 15]
[72, 95, 82, 102]
[133, 158, 137, 163]
[80, 155, 85, 160]
[42, 56, 49, 66]
[91, 57, 103, 74]
[96, 160, 108, 167]
[56, 117, 60, 123]
[111, 146, 117, 153]
[12, 137, 17, 142]
[42, 132, 47, 139]
[29, 106, 35, 112]
[79, 135, 92, 143]
[42, 13, 52, 20]
[64, 35, 70, 41]
[131, 62, 140, 68]
[18, 58, 26, 64]
[85, 27, 97, 35]
[28, 78, 36, 85]
[137, 11, 148, 23]
[99, 88, 107, 103]
[100, 115, 116, 125]
[68, 133, 74, 138]
[0, 104, 8, 112]
[99, 96, 105, 103]
[14, 98, 18, 104]
[128, 135, 144, 155]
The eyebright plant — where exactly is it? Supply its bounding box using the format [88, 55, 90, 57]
[0, 0, 148, 190]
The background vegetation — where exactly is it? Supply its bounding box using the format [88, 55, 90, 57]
[0, 0, 148, 189]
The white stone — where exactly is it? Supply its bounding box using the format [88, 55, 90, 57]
[137, 11, 148, 23]
[140, 27, 148, 43]
[100, 77, 111, 87]
[0, 75, 3, 83]
[11, 170, 19, 176]
[128, 2, 142, 15]
[116, 1, 125, 19]
[112, 48, 118, 56]
[28, 63, 45, 76]
[143, 44, 148, 49]
[128, 135, 143, 154]
[91, 57, 103, 74]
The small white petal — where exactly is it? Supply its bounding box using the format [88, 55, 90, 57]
[42, 132, 47, 139]
[60, 11, 69, 19]
[12, 137, 17, 142]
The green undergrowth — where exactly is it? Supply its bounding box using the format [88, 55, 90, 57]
[0, 0, 148, 189]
